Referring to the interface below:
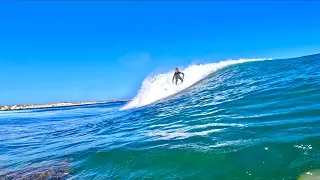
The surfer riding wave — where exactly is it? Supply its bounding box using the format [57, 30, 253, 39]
[121, 58, 269, 110]
[172, 68, 185, 85]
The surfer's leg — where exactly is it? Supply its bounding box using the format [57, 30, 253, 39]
[175, 78, 178, 85]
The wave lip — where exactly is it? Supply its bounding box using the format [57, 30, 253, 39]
[121, 58, 271, 110]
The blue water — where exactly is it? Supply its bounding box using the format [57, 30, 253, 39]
[0, 54, 320, 179]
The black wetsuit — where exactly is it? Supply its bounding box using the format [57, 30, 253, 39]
[172, 71, 184, 84]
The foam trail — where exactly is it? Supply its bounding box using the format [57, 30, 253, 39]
[121, 58, 270, 110]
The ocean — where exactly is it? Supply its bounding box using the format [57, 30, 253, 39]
[0, 54, 319, 179]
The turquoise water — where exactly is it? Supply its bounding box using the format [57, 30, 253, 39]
[0, 54, 320, 179]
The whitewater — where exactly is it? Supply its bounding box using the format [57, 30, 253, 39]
[122, 58, 270, 110]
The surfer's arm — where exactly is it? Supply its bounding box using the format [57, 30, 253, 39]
[172, 75, 175, 83]
[181, 72, 185, 79]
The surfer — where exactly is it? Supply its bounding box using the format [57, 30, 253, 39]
[172, 68, 185, 85]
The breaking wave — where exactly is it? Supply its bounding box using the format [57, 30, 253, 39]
[121, 58, 270, 110]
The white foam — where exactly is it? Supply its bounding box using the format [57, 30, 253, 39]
[148, 128, 222, 140]
[121, 58, 270, 110]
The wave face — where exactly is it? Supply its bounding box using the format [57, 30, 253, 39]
[122, 58, 269, 110]
[0, 54, 320, 179]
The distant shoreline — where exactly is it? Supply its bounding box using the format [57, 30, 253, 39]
[0, 100, 129, 111]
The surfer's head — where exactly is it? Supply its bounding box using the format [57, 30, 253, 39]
[175, 68, 179, 72]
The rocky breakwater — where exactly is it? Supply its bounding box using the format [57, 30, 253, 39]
[0, 102, 102, 111]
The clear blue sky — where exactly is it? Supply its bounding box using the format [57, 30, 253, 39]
[0, 1, 319, 105]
